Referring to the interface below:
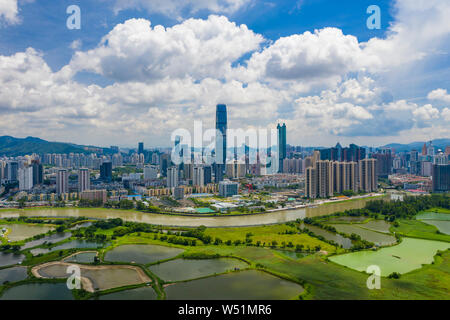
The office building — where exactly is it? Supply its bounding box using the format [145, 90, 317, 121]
[31, 161, 43, 185]
[219, 180, 239, 197]
[432, 164, 449, 193]
[372, 153, 392, 177]
[100, 162, 112, 182]
[138, 142, 144, 155]
[5, 161, 18, 181]
[215, 104, 227, 165]
[277, 123, 287, 173]
[320, 143, 366, 162]
[159, 153, 170, 177]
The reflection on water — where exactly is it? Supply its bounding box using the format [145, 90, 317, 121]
[0, 283, 74, 300]
[0, 266, 28, 284]
[0, 252, 25, 267]
[0, 195, 392, 227]
[165, 270, 304, 300]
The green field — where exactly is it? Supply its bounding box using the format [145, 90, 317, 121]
[204, 224, 337, 252]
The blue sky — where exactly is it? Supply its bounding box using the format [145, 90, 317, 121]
[0, 0, 449, 148]
[0, 0, 394, 71]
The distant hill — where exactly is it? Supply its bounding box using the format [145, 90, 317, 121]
[0, 136, 112, 157]
[382, 138, 450, 152]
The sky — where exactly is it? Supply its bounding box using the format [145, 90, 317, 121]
[0, 0, 449, 148]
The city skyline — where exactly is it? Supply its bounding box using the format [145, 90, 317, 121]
[0, 1, 449, 147]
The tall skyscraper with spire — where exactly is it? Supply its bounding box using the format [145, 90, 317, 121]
[215, 104, 227, 182]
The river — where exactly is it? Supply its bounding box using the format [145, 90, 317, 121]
[0, 194, 395, 228]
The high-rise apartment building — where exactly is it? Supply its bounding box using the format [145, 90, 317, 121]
[18, 166, 33, 191]
[167, 166, 179, 188]
[144, 165, 158, 180]
[56, 169, 69, 195]
[78, 168, 90, 192]
[306, 159, 376, 198]
[359, 158, 377, 192]
[193, 166, 205, 187]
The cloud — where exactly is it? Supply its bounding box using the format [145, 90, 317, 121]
[113, 0, 250, 20]
[69, 16, 263, 82]
[235, 28, 377, 86]
[69, 39, 82, 50]
[428, 88, 450, 103]
[1, 1, 450, 147]
[0, 0, 19, 25]
[363, 0, 450, 72]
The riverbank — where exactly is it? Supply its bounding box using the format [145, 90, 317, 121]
[0, 194, 390, 228]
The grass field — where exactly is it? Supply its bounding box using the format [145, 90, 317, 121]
[204, 225, 337, 252]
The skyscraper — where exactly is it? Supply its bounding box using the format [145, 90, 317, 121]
[167, 166, 179, 188]
[277, 123, 287, 173]
[432, 164, 449, 193]
[56, 169, 69, 195]
[78, 168, 90, 192]
[100, 162, 112, 182]
[31, 160, 43, 185]
[359, 158, 377, 192]
[193, 166, 205, 187]
[18, 166, 33, 191]
[138, 142, 144, 155]
[5, 161, 18, 182]
[215, 104, 227, 165]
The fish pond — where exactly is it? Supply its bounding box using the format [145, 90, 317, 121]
[0, 266, 28, 284]
[104, 244, 184, 264]
[165, 270, 304, 300]
[35, 262, 150, 291]
[0, 252, 25, 267]
[0, 224, 53, 242]
[328, 223, 396, 246]
[21, 232, 72, 250]
[30, 240, 108, 256]
[416, 211, 450, 235]
[149, 258, 248, 282]
[98, 286, 157, 300]
[301, 224, 353, 249]
[329, 237, 450, 276]
[63, 251, 98, 263]
[0, 282, 74, 300]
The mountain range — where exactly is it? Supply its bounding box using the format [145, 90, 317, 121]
[382, 139, 450, 152]
[0, 135, 449, 157]
[0, 136, 114, 157]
